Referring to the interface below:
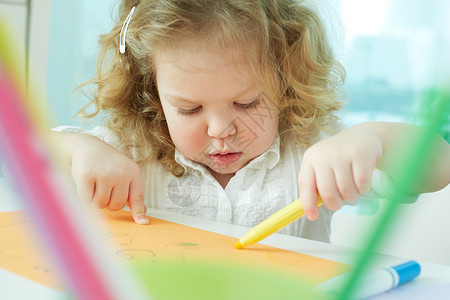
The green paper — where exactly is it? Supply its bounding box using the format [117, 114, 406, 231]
[133, 260, 325, 300]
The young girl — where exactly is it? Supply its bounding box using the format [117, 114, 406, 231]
[55, 0, 449, 243]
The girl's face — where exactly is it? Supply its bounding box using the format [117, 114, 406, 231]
[155, 44, 278, 183]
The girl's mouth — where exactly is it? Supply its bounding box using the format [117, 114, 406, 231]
[209, 152, 242, 166]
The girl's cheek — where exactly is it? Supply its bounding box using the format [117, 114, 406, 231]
[173, 123, 205, 150]
[240, 111, 278, 135]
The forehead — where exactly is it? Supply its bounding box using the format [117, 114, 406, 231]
[154, 37, 261, 77]
[154, 41, 261, 91]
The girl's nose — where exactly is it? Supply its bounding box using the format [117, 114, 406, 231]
[207, 112, 237, 139]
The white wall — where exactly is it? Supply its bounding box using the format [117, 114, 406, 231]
[331, 185, 450, 265]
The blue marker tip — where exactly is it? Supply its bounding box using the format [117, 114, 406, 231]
[391, 260, 421, 286]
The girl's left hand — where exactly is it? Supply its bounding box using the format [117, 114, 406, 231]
[298, 123, 383, 220]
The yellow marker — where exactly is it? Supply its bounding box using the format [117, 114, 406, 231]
[234, 197, 324, 249]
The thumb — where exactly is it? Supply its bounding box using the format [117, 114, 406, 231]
[128, 178, 149, 225]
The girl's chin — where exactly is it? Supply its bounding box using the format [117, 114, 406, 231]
[206, 164, 240, 176]
[204, 158, 248, 176]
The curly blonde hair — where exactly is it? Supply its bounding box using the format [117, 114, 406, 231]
[78, 0, 345, 177]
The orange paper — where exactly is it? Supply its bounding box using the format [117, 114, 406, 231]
[0, 209, 351, 289]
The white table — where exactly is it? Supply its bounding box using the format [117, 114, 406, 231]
[1, 177, 450, 299]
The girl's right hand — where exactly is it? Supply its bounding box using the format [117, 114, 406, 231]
[64, 132, 149, 224]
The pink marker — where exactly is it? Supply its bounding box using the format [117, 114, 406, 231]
[0, 44, 147, 300]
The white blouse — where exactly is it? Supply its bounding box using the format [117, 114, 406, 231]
[144, 134, 335, 242]
[54, 125, 417, 243]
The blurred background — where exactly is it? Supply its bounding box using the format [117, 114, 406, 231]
[1, 0, 449, 133]
[1, 0, 449, 264]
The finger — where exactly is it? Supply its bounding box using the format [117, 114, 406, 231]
[334, 163, 359, 201]
[108, 184, 129, 211]
[128, 177, 148, 225]
[352, 161, 373, 194]
[75, 176, 95, 203]
[298, 164, 319, 221]
[316, 167, 344, 211]
[92, 181, 113, 209]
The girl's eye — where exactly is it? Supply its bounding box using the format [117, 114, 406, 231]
[176, 106, 201, 116]
[235, 97, 261, 110]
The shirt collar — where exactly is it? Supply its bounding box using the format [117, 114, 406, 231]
[244, 134, 280, 170]
[174, 134, 281, 173]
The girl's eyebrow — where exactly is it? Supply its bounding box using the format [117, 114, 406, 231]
[164, 85, 256, 104]
[165, 94, 198, 104]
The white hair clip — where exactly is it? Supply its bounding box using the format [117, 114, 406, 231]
[119, 6, 136, 54]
